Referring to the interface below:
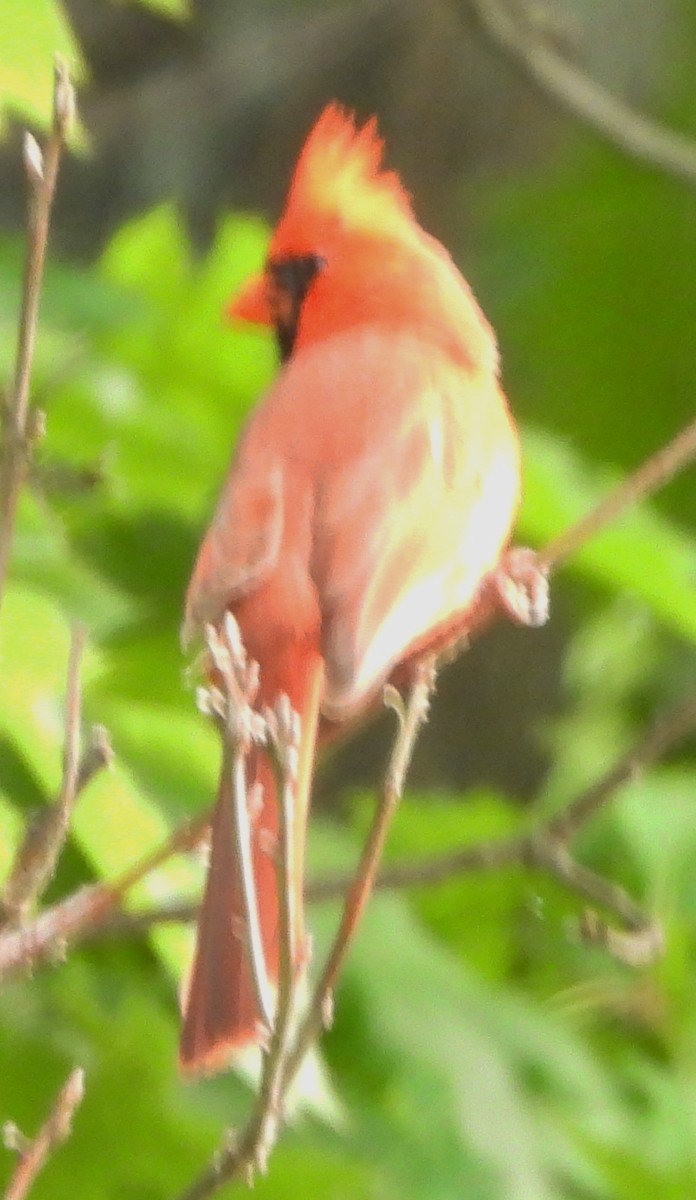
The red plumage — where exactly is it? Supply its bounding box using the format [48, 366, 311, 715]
[179, 105, 521, 1072]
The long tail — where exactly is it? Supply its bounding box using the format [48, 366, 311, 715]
[179, 647, 323, 1074]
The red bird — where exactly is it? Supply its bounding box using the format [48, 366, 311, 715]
[180, 105, 534, 1073]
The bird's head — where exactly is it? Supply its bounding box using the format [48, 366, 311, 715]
[228, 104, 497, 372]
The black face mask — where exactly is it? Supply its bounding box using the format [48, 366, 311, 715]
[266, 254, 327, 361]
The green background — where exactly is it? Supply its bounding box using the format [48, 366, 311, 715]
[1, 2, 695, 1197]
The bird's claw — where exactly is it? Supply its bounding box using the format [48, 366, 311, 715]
[489, 547, 549, 628]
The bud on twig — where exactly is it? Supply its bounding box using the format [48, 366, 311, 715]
[53, 57, 76, 136]
[23, 133, 44, 184]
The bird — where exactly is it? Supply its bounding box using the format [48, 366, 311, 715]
[179, 103, 542, 1074]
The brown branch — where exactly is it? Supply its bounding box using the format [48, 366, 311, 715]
[281, 661, 436, 1087]
[93, 686, 696, 979]
[0, 884, 114, 982]
[538, 415, 696, 570]
[0, 626, 112, 926]
[546, 690, 696, 841]
[0, 819, 199, 979]
[2, 1068, 84, 1200]
[469, 0, 696, 189]
[452, 411, 696, 659]
[173, 660, 436, 1200]
[2, 393, 692, 977]
[75, 724, 113, 794]
[0, 807, 211, 982]
[4, 688, 692, 987]
[0, 60, 75, 612]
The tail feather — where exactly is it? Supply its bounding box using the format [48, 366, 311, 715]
[179, 650, 323, 1074]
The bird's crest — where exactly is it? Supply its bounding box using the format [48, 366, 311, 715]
[278, 104, 414, 242]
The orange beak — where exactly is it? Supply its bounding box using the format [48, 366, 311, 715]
[226, 273, 272, 326]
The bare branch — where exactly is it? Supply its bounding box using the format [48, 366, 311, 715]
[469, 0, 696, 188]
[452, 411, 696, 657]
[283, 660, 436, 1084]
[0, 60, 75, 611]
[546, 690, 696, 841]
[96, 686, 696, 984]
[0, 626, 109, 925]
[0, 806, 212, 980]
[10, 681, 693, 990]
[538, 416, 696, 571]
[0, 884, 113, 982]
[2, 1067, 84, 1200]
[173, 660, 436, 1200]
[103, 815, 209, 903]
[75, 724, 113, 794]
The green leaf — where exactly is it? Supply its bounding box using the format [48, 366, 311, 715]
[0, 1, 82, 132]
[308, 820, 621, 1200]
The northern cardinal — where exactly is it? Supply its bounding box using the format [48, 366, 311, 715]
[180, 105, 537, 1073]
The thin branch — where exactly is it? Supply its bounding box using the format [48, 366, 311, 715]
[2, 372, 692, 978]
[546, 690, 696, 841]
[5, 684, 692, 988]
[282, 661, 436, 1087]
[0, 60, 75, 612]
[75, 724, 113, 794]
[0, 626, 111, 925]
[469, 0, 696, 189]
[538, 415, 696, 570]
[573, 909, 664, 969]
[455, 411, 696, 655]
[2, 1068, 84, 1200]
[173, 660, 436, 1200]
[94, 686, 696, 979]
[0, 810, 210, 981]
[0, 884, 113, 982]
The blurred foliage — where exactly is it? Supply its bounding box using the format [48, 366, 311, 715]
[1, 4, 696, 1200]
[0, 0, 79, 130]
[0, 0, 188, 131]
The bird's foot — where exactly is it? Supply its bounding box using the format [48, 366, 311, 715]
[488, 547, 549, 628]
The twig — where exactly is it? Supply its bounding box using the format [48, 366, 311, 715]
[449, 411, 696, 656]
[573, 909, 663, 968]
[0, 804, 210, 981]
[0, 60, 75, 612]
[2, 1067, 84, 1200]
[94, 686, 696, 974]
[173, 660, 436, 1200]
[0, 884, 114, 982]
[281, 661, 436, 1087]
[75, 724, 113, 794]
[468, 0, 696, 189]
[4, 690, 692, 989]
[546, 690, 696, 841]
[538, 415, 696, 570]
[0, 626, 111, 925]
[171, 694, 309, 1198]
[2, 367, 692, 976]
